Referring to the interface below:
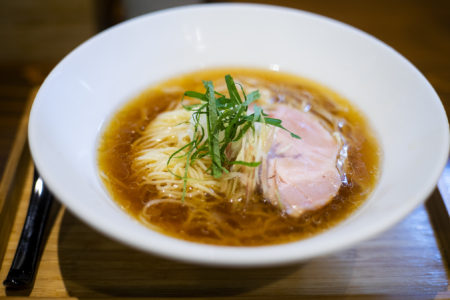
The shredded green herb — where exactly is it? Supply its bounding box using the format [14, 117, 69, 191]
[167, 74, 300, 201]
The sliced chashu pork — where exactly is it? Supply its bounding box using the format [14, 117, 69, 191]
[261, 105, 341, 217]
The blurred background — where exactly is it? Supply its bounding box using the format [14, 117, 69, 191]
[0, 0, 449, 174]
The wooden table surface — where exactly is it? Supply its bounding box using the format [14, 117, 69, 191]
[1, 0, 449, 178]
[0, 1, 449, 299]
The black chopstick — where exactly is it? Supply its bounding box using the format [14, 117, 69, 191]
[3, 169, 54, 289]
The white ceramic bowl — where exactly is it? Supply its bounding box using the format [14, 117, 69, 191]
[29, 4, 449, 267]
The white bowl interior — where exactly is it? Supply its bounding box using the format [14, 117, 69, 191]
[28, 4, 449, 266]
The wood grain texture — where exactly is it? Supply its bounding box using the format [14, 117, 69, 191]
[0, 0, 449, 299]
[0, 0, 97, 65]
[0, 157, 448, 298]
[1, 0, 449, 186]
[0, 89, 35, 265]
[0, 103, 449, 297]
[426, 189, 450, 268]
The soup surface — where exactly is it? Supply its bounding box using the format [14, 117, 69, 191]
[98, 68, 380, 246]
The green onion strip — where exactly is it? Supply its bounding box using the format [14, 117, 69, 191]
[167, 75, 300, 201]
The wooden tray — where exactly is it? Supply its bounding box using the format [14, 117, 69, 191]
[0, 93, 449, 299]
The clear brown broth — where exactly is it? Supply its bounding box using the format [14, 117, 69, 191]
[98, 68, 380, 246]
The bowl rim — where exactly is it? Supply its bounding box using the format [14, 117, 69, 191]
[28, 3, 450, 267]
